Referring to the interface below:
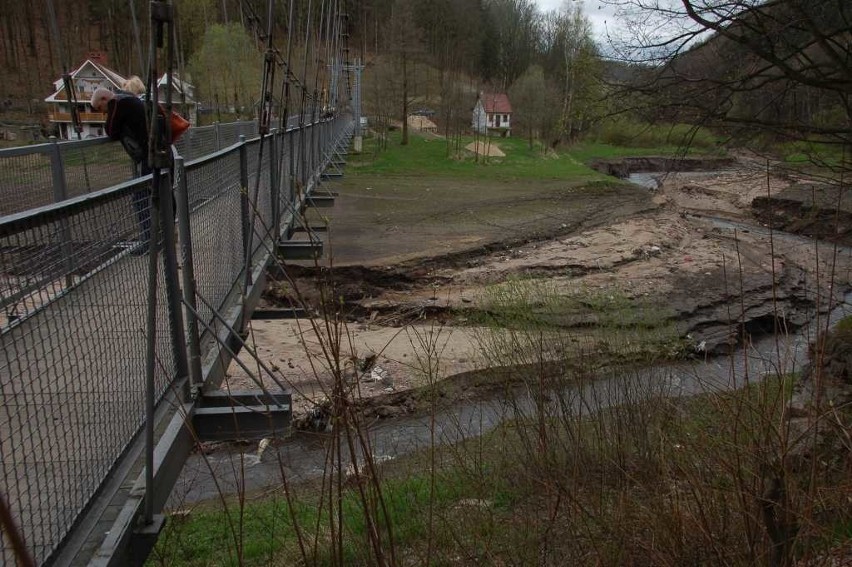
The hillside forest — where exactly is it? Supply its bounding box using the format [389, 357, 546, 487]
[0, 0, 849, 167]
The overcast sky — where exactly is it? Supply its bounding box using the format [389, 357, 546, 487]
[533, 0, 623, 40]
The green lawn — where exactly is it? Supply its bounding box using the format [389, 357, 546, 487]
[349, 132, 724, 181]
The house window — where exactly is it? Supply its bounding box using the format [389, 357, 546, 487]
[495, 114, 501, 127]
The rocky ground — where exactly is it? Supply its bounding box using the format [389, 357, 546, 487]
[221, 156, 852, 419]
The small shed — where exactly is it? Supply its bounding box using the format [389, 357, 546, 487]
[472, 92, 512, 137]
[407, 115, 438, 133]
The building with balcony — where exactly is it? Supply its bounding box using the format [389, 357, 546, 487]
[44, 53, 127, 140]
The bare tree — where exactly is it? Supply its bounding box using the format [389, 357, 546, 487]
[603, 0, 852, 173]
[387, 0, 423, 145]
[482, 0, 541, 90]
[547, 4, 599, 145]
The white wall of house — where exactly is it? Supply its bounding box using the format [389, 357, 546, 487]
[473, 99, 513, 136]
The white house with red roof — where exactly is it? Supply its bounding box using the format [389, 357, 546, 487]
[472, 92, 512, 137]
[44, 52, 127, 140]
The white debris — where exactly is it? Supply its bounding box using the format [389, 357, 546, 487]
[370, 365, 389, 383]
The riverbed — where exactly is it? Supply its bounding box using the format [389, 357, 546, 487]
[167, 159, 852, 506]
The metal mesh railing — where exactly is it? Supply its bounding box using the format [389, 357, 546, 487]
[184, 148, 246, 327]
[58, 139, 135, 199]
[0, 115, 353, 565]
[0, 178, 178, 564]
[0, 120, 263, 217]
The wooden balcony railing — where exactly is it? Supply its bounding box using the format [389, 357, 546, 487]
[48, 111, 107, 123]
[52, 89, 96, 102]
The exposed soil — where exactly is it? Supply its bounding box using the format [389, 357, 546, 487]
[222, 156, 852, 421]
[465, 141, 505, 157]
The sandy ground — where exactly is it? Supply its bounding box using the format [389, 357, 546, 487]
[222, 158, 852, 414]
[227, 317, 483, 415]
[465, 141, 505, 157]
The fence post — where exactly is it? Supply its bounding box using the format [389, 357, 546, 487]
[48, 136, 68, 203]
[288, 129, 296, 233]
[269, 129, 280, 240]
[174, 156, 203, 391]
[239, 135, 251, 290]
[49, 137, 74, 289]
[214, 121, 221, 150]
[160, 167, 190, 395]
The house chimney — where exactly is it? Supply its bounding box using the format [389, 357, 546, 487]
[88, 50, 108, 65]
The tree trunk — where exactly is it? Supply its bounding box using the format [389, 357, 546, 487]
[401, 50, 409, 146]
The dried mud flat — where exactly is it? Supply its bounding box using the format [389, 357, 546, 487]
[224, 157, 852, 419]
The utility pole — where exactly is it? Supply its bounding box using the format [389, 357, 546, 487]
[342, 58, 364, 152]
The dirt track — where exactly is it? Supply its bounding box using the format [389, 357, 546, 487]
[224, 157, 852, 417]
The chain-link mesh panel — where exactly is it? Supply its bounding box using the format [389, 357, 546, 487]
[0, 148, 56, 215]
[279, 131, 294, 221]
[243, 138, 274, 257]
[0, 180, 178, 564]
[0, 120, 262, 217]
[215, 121, 256, 148]
[59, 141, 135, 198]
[184, 150, 245, 330]
[175, 125, 217, 162]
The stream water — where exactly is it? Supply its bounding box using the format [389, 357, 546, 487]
[170, 290, 852, 507]
[627, 170, 738, 189]
[167, 171, 852, 507]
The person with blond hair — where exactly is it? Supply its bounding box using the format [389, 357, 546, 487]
[121, 75, 146, 96]
[92, 87, 151, 252]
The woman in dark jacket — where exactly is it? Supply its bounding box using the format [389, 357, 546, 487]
[92, 87, 151, 251]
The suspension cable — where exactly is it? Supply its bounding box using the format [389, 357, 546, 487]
[129, 0, 146, 74]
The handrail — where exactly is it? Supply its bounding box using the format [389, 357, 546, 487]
[0, 174, 151, 235]
[0, 136, 111, 157]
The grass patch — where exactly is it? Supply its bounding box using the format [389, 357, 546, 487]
[592, 118, 723, 153]
[350, 132, 602, 180]
[149, 463, 508, 566]
[472, 278, 688, 364]
[350, 129, 726, 181]
[778, 139, 848, 169]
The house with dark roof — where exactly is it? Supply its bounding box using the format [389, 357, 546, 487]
[472, 92, 512, 137]
[44, 52, 128, 140]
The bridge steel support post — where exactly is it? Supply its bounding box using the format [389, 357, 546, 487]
[48, 136, 74, 288]
[270, 129, 280, 239]
[175, 157, 203, 390]
[287, 129, 296, 233]
[161, 169, 190, 398]
[238, 135, 252, 298]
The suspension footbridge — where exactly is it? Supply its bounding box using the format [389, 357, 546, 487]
[0, 0, 363, 564]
